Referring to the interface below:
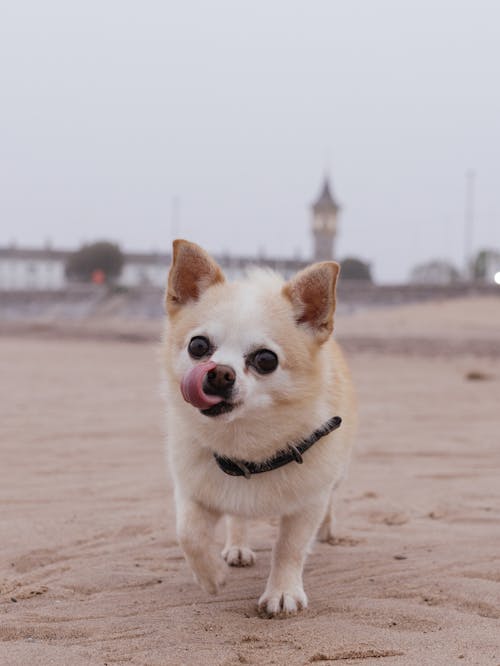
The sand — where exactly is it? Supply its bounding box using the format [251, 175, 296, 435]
[1, 297, 500, 665]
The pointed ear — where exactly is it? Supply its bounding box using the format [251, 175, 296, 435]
[282, 262, 340, 343]
[166, 240, 225, 316]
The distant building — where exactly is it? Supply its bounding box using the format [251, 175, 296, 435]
[0, 246, 67, 290]
[120, 251, 170, 287]
[311, 177, 340, 262]
[0, 175, 341, 290]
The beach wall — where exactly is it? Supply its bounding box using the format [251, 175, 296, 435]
[0, 282, 498, 321]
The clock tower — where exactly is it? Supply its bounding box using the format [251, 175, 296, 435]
[311, 177, 340, 261]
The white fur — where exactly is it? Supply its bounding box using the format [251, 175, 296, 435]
[164, 256, 356, 616]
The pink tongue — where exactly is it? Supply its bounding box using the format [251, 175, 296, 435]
[180, 361, 223, 410]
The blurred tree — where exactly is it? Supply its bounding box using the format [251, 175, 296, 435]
[65, 241, 124, 283]
[471, 249, 500, 281]
[410, 259, 460, 285]
[340, 257, 372, 281]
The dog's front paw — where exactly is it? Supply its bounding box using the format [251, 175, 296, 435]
[190, 557, 227, 595]
[258, 586, 308, 617]
[222, 546, 256, 567]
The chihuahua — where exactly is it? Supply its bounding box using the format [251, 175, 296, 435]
[162, 240, 356, 617]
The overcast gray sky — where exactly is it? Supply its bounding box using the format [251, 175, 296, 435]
[1, 0, 499, 282]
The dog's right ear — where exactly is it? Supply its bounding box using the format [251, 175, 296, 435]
[166, 240, 225, 316]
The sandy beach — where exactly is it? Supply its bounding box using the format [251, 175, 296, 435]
[1, 296, 500, 665]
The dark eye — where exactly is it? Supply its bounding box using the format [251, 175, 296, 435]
[188, 336, 211, 359]
[250, 349, 278, 374]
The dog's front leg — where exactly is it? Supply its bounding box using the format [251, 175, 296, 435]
[258, 498, 327, 617]
[176, 498, 226, 594]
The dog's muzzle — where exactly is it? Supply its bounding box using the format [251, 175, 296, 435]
[180, 362, 237, 415]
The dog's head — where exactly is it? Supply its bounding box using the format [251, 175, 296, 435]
[164, 240, 339, 423]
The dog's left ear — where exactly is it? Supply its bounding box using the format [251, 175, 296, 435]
[166, 239, 225, 316]
[282, 262, 340, 343]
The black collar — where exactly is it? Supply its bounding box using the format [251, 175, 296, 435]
[213, 416, 342, 479]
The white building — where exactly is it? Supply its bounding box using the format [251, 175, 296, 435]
[0, 247, 67, 290]
[120, 252, 170, 288]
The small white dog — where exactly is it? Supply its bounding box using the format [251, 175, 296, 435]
[162, 240, 356, 617]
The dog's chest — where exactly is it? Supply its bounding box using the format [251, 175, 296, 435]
[171, 439, 346, 518]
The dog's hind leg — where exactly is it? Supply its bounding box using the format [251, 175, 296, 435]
[316, 487, 337, 543]
[222, 516, 256, 567]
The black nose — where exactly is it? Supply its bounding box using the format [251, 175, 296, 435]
[204, 364, 236, 396]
